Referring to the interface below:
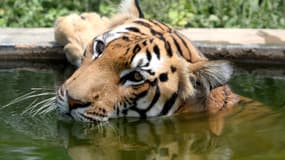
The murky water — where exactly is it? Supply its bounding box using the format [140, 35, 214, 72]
[0, 64, 285, 160]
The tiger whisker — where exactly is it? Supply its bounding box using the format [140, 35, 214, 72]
[29, 97, 53, 110]
[1, 91, 56, 110]
[34, 100, 56, 116]
[31, 87, 54, 91]
[38, 104, 56, 115]
[22, 96, 55, 115]
[1, 90, 37, 109]
[30, 97, 57, 116]
[21, 98, 40, 115]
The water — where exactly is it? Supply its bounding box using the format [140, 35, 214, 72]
[0, 64, 285, 160]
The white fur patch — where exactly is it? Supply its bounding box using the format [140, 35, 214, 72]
[131, 52, 164, 72]
[131, 53, 149, 68]
[94, 25, 130, 47]
[146, 101, 164, 117]
[70, 107, 86, 121]
[92, 24, 133, 45]
[105, 25, 129, 42]
[136, 98, 150, 110]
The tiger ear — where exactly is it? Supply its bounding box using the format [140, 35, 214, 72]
[109, 0, 144, 28]
[118, 0, 144, 18]
[188, 60, 233, 95]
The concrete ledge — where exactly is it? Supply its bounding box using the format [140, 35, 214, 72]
[0, 28, 285, 64]
[0, 28, 64, 60]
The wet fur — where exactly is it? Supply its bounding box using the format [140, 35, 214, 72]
[54, 0, 239, 122]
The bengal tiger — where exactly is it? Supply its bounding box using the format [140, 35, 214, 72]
[54, 0, 239, 123]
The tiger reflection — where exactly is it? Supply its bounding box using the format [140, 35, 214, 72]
[58, 118, 229, 160]
[57, 96, 274, 160]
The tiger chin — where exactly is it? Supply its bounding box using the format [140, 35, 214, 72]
[54, 0, 240, 123]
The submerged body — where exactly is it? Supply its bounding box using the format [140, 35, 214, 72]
[54, 0, 239, 122]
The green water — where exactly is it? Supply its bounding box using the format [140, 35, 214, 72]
[0, 65, 285, 160]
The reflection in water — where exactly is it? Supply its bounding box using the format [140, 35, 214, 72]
[57, 98, 285, 160]
[58, 115, 230, 160]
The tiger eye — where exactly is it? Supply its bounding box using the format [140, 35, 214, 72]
[95, 40, 105, 54]
[134, 72, 143, 81]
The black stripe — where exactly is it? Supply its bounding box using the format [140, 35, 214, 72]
[129, 80, 160, 118]
[141, 62, 150, 67]
[124, 48, 130, 55]
[172, 36, 183, 57]
[128, 89, 149, 119]
[126, 27, 141, 33]
[122, 102, 126, 108]
[153, 45, 160, 59]
[159, 92, 178, 116]
[133, 20, 163, 38]
[144, 84, 160, 112]
[122, 109, 128, 116]
[150, 29, 163, 37]
[143, 69, 155, 75]
[175, 32, 191, 60]
[161, 36, 173, 57]
[83, 50, 87, 57]
[149, 19, 172, 31]
[149, 19, 166, 31]
[134, 89, 148, 100]
[165, 40, 173, 57]
[116, 107, 120, 116]
[130, 106, 146, 119]
[160, 21, 172, 31]
[122, 36, 130, 41]
[133, 44, 141, 54]
[146, 49, 152, 61]
[170, 65, 177, 73]
[129, 44, 141, 65]
[148, 78, 158, 86]
[142, 40, 147, 46]
[133, 20, 152, 28]
[129, 50, 138, 64]
[135, 0, 144, 18]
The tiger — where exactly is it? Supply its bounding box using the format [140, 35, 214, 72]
[54, 0, 239, 123]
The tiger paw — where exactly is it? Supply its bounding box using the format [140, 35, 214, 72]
[206, 85, 240, 114]
[54, 12, 110, 67]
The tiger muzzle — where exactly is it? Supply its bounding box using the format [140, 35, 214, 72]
[67, 92, 91, 110]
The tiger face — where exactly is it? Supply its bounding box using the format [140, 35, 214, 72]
[56, 0, 235, 122]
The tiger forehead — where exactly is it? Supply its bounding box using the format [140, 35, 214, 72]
[89, 18, 201, 67]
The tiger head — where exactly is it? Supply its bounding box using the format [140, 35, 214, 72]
[56, 0, 235, 122]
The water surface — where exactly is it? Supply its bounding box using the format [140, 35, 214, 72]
[0, 65, 285, 160]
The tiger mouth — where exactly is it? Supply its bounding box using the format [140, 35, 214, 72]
[79, 113, 109, 122]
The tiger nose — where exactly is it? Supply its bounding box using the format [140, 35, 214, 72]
[66, 92, 91, 110]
